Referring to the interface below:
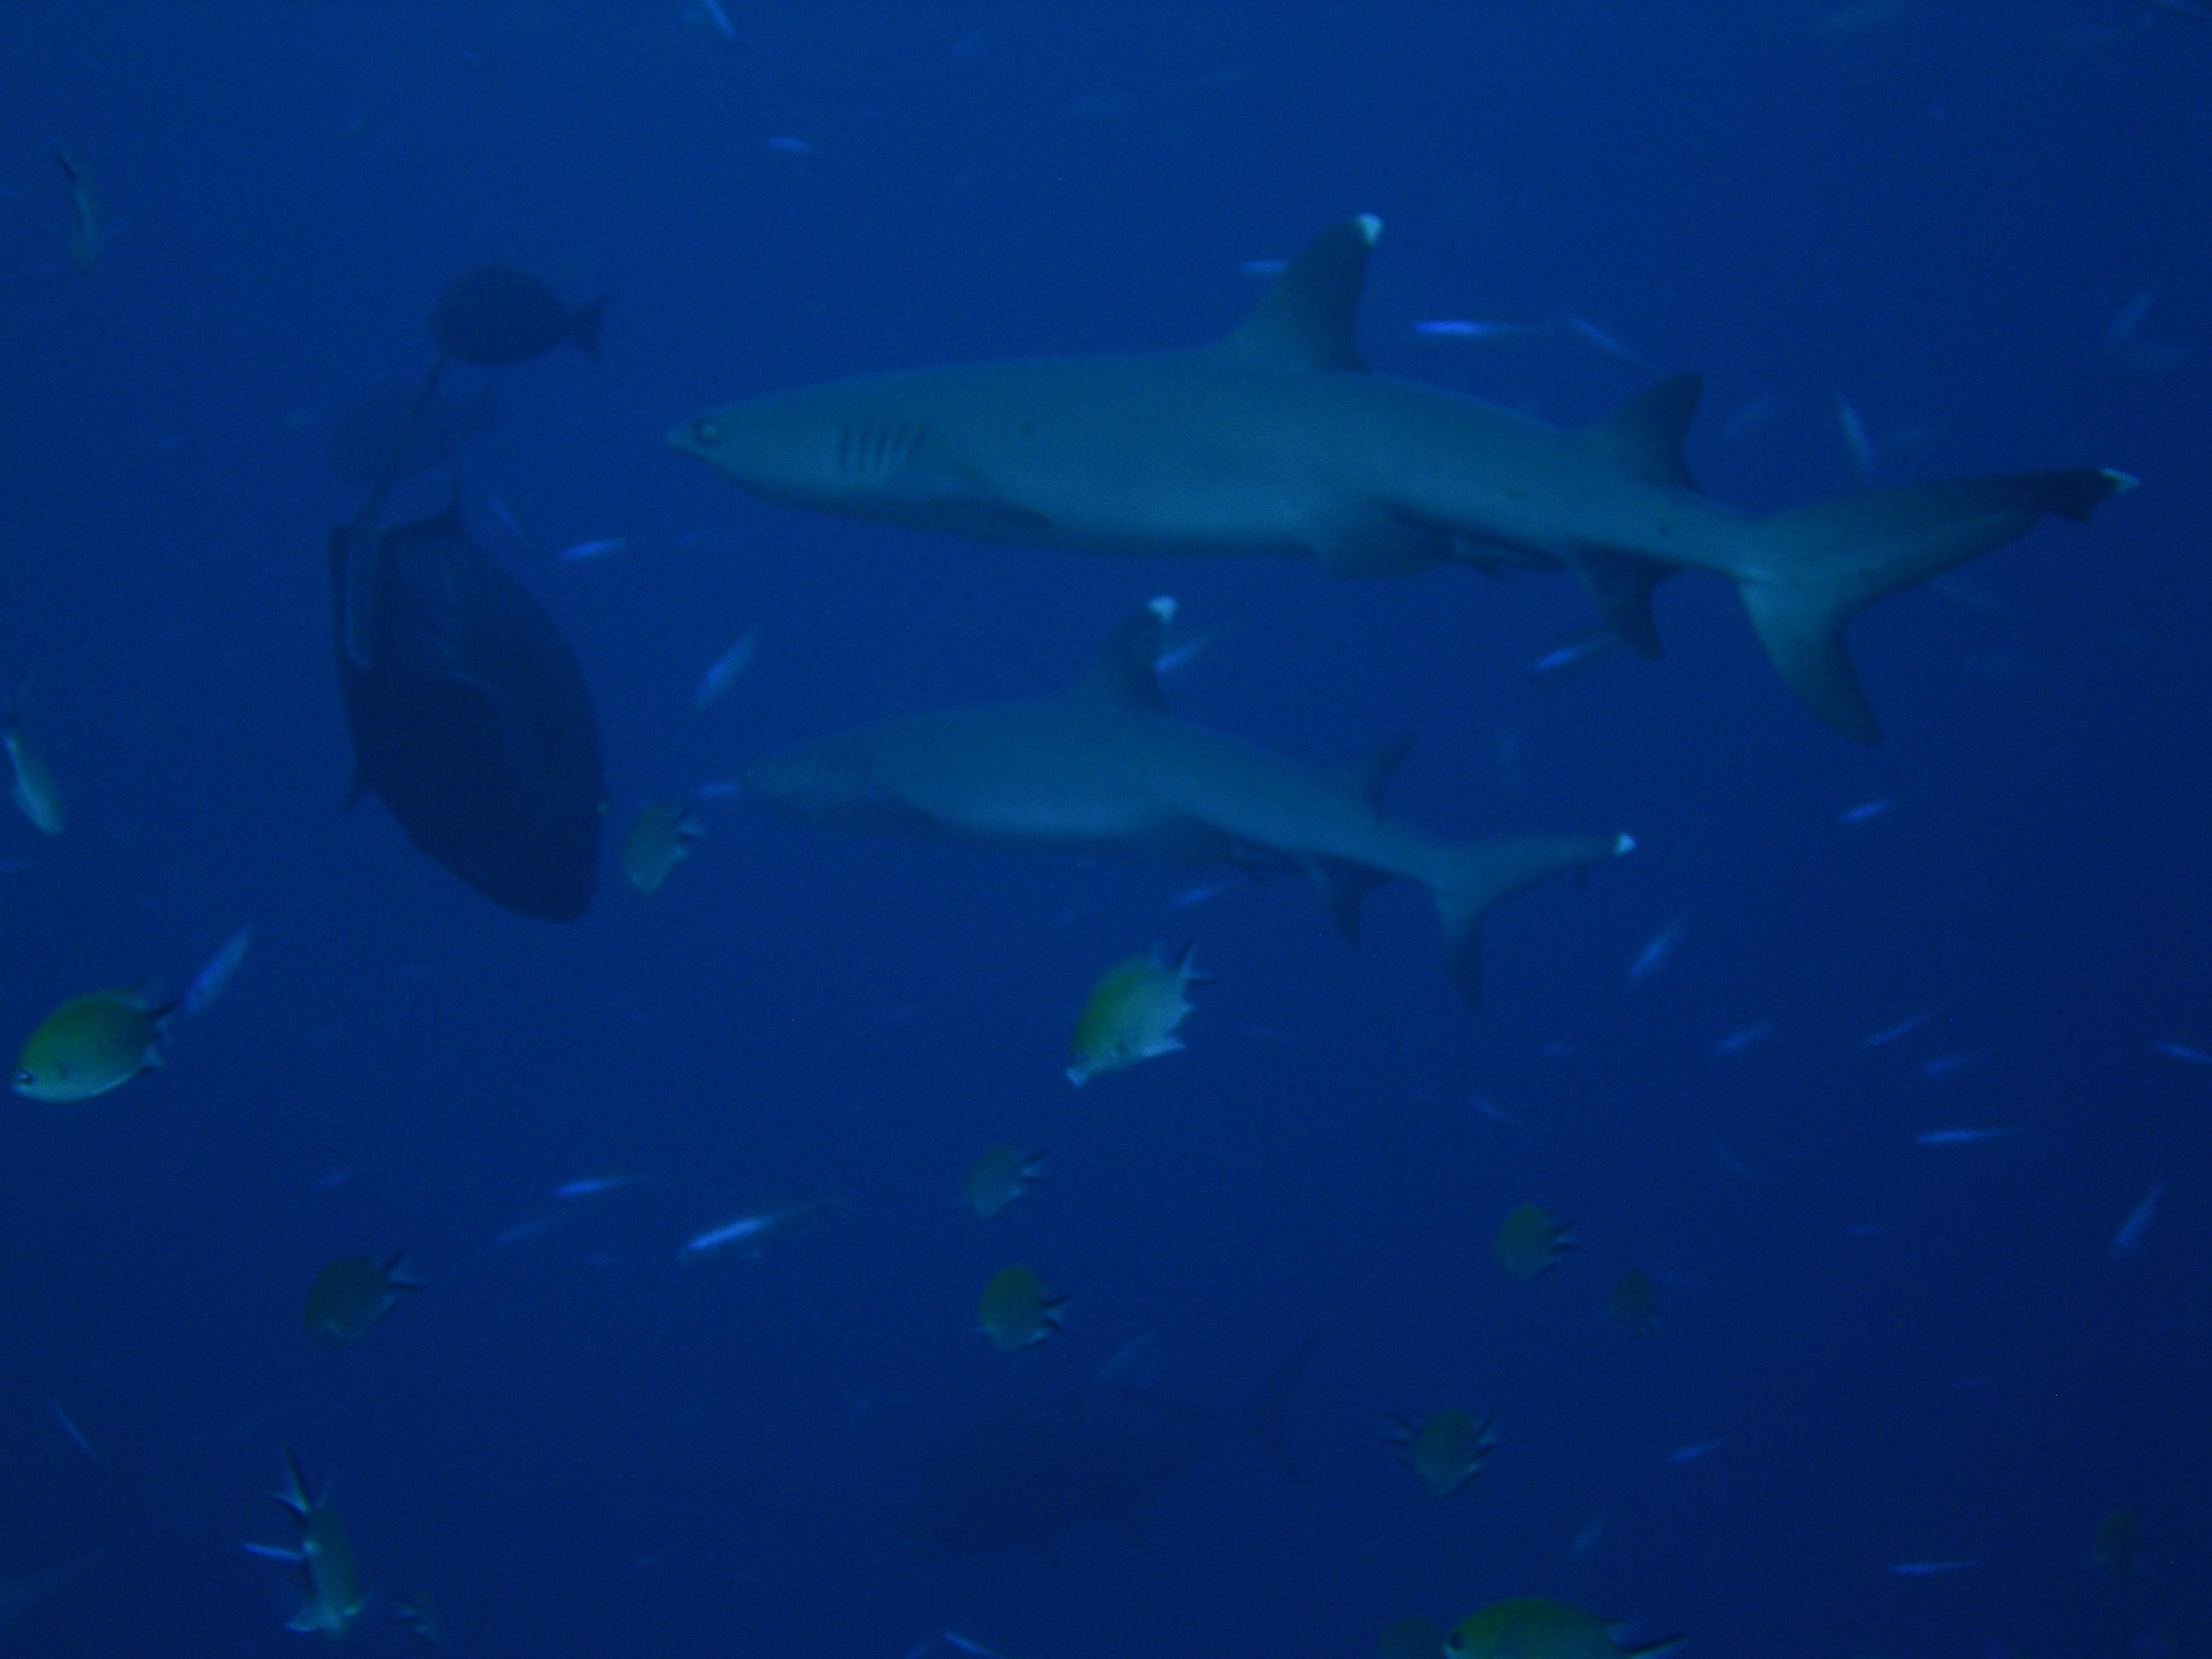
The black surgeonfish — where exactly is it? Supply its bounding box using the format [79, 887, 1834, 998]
[329, 489, 603, 920]
[429, 266, 606, 367]
[904, 1334, 1316, 1560]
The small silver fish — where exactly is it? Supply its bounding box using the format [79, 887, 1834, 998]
[1666, 1438, 1727, 1464]
[1915, 1126, 2026, 1145]
[1628, 913, 1686, 982]
[767, 137, 815, 155]
[2151, 1040, 2212, 1065]
[2109, 1184, 2166, 1260]
[1860, 1011, 1934, 1049]
[1567, 315, 1659, 372]
[2104, 283, 2158, 350]
[1713, 1021, 1774, 1056]
[1889, 1559, 1976, 1575]
[1839, 799, 1894, 825]
[554, 1173, 649, 1199]
[682, 1194, 844, 1259]
[1413, 319, 1540, 340]
[1836, 391, 1876, 485]
[558, 537, 628, 562]
[183, 923, 253, 1017]
[1528, 628, 1618, 684]
[689, 0, 736, 38]
[693, 626, 760, 709]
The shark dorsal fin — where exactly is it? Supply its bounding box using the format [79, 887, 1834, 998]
[1077, 598, 1174, 713]
[1340, 731, 1415, 812]
[1211, 216, 1380, 373]
[1578, 372, 1704, 491]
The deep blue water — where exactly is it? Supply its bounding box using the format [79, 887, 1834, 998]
[2, 3, 2207, 1655]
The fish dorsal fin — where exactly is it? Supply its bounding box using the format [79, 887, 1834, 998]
[1578, 372, 1705, 492]
[1076, 598, 1174, 713]
[1211, 216, 1381, 373]
[1338, 732, 1414, 812]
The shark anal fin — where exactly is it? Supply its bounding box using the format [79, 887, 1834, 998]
[1311, 504, 1457, 577]
[1341, 732, 1415, 813]
[1079, 604, 1173, 712]
[1212, 215, 1380, 373]
[1579, 372, 1705, 491]
[1572, 550, 1672, 658]
[1310, 857, 1389, 945]
[1739, 579, 1878, 743]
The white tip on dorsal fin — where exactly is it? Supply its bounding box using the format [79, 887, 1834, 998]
[1211, 216, 1382, 374]
[1146, 595, 1177, 624]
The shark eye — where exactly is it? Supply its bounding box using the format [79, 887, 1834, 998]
[691, 417, 722, 445]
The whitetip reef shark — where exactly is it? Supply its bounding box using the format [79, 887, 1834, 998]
[740, 598, 1629, 1008]
[671, 216, 2133, 742]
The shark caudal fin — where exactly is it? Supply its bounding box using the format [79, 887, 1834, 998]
[1740, 468, 2135, 742]
[1243, 1331, 1324, 1487]
[1433, 834, 1633, 1009]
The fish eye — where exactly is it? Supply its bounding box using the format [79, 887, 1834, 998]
[691, 417, 721, 444]
[13, 1069, 32, 1084]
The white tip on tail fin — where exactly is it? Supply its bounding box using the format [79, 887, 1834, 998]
[1433, 834, 1629, 1010]
[1741, 468, 2132, 742]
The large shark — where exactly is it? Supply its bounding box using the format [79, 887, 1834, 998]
[672, 217, 2133, 742]
[741, 599, 1629, 1008]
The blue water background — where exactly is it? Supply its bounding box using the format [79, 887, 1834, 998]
[1, 3, 2206, 1655]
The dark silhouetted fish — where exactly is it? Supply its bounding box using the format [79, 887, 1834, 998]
[905, 1335, 1314, 1560]
[429, 266, 607, 367]
[327, 382, 498, 487]
[329, 488, 604, 920]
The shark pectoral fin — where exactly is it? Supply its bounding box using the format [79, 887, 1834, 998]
[1571, 550, 1672, 658]
[1743, 469, 2130, 742]
[1308, 857, 1390, 945]
[1578, 372, 1705, 491]
[1211, 214, 1381, 372]
[1433, 834, 1629, 1009]
[1077, 603, 1173, 712]
[1738, 579, 1879, 743]
[874, 461, 994, 507]
[1311, 504, 1457, 577]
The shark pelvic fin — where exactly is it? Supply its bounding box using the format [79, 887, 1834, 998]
[1578, 372, 1705, 492]
[1077, 603, 1173, 713]
[1572, 550, 1673, 659]
[1310, 856, 1390, 945]
[1741, 468, 2133, 743]
[1212, 215, 1381, 374]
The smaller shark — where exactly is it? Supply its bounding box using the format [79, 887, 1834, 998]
[742, 600, 1629, 1007]
[905, 1335, 1316, 1560]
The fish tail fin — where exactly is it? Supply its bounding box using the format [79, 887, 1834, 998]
[1244, 1330, 1324, 1486]
[1740, 469, 2134, 742]
[571, 294, 609, 360]
[1432, 834, 1633, 1010]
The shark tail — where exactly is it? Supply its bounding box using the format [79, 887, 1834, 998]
[1244, 1330, 1324, 1486]
[1433, 833, 1633, 1010]
[1739, 468, 2134, 742]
